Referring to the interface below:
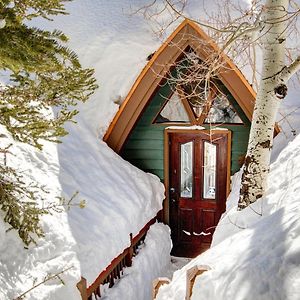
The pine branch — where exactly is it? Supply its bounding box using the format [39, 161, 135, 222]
[0, 0, 97, 246]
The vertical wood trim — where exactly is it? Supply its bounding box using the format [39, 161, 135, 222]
[76, 277, 88, 300]
[227, 130, 232, 197]
[152, 278, 170, 300]
[177, 87, 197, 124]
[185, 265, 210, 300]
[164, 129, 170, 225]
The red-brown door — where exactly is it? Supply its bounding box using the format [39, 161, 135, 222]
[168, 131, 230, 257]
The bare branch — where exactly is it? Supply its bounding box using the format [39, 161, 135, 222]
[14, 266, 73, 300]
[281, 55, 300, 82]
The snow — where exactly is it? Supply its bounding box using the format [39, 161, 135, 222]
[58, 120, 165, 284]
[0, 113, 165, 299]
[155, 133, 300, 300]
[99, 222, 171, 300]
[32, 0, 164, 137]
[0, 126, 81, 300]
[166, 125, 205, 130]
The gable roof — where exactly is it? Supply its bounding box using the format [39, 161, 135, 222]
[104, 19, 279, 152]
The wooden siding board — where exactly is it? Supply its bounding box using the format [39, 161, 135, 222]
[129, 131, 164, 140]
[128, 159, 164, 170]
[123, 149, 164, 160]
[124, 139, 164, 150]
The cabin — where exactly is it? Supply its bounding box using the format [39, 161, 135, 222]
[104, 19, 279, 258]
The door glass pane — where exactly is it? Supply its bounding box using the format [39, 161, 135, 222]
[203, 142, 217, 199]
[180, 142, 193, 198]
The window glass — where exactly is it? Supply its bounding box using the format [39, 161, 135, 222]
[203, 141, 217, 199]
[180, 141, 193, 198]
[205, 94, 243, 124]
[154, 91, 189, 123]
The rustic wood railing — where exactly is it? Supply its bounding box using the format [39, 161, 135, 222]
[151, 265, 210, 300]
[77, 217, 156, 300]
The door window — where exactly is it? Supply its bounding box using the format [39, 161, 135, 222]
[180, 141, 193, 198]
[203, 141, 217, 199]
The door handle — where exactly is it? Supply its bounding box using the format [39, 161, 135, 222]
[171, 198, 176, 203]
[170, 187, 175, 193]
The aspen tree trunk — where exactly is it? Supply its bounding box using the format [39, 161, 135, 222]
[238, 0, 289, 209]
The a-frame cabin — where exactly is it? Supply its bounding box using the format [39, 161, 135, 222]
[104, 19, 279, 257]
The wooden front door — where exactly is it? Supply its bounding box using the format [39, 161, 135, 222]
[168, 130, 230, 257]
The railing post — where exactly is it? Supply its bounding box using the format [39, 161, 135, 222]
[152, 277, 170, 300]
[185, 265, 210, 300]
[77, 277, 88, 300]
[125, 233, 133, 267]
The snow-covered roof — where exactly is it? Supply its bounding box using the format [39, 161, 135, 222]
[103, 19, 279, 152]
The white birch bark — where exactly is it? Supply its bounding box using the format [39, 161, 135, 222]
[238, 0, 290, 209]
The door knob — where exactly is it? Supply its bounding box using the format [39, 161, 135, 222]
[171, 198, 176, 203]
[170, 187, 175, 193]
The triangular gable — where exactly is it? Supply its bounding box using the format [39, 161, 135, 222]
[104, 19, 279, 153]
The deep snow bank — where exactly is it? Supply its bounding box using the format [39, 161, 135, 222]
[0, 126, 81, 300]
[58, 119, 165, 285]
[0, 116, 165, 300]
[155, 134, 300, 300]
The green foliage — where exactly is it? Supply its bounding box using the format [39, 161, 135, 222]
[0, 0, 71, 24]
[0, 146, 86, 246]
[0, 0, 98, 245]
[0, 162, 46, 246]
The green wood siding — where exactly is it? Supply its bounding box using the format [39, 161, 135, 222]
[121, 83, 251, 180]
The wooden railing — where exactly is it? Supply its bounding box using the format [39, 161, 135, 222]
[152, 265, 210, 300]
[77, 218, 156, 300]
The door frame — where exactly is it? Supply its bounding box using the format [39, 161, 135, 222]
[163, 128, 232, 225]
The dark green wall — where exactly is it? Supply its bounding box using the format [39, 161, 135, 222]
[121, 82, 250, 181]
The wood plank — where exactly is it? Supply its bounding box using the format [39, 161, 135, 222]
[124, 140, 164, 150]
[123, 149, 163, 160]
[152, 278, 170, 300]
[129, 130, 164, 140]
[129, 159, 164, 170]
[185, 266, 210, 300]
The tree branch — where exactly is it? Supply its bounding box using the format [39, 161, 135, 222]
[14, 266, 73, 300]
[281, 55, 300, 82]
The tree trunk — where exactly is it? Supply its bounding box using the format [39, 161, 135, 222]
[238, 0, 289, 210]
